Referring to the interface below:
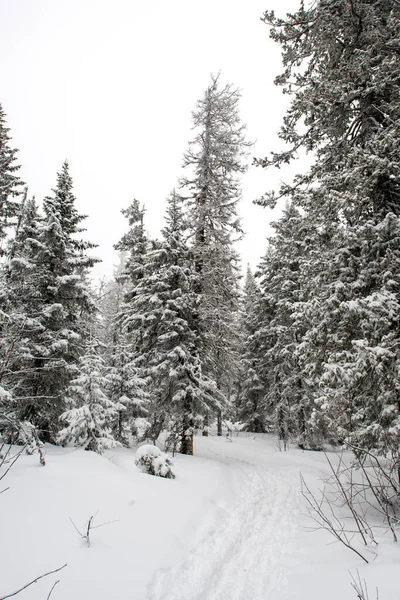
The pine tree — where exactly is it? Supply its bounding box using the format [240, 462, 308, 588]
[0, 103, 24, 255]
[181, 74, 251, 433]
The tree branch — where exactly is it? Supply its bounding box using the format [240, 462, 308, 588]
[0, 564, 67, 600]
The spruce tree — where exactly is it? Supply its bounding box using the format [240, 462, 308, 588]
[256, 205, 326, 448]
[0, 106, 25, 428]
[0, 103, 24, 255]
[0, 194, 44, 432]
[58, 341, 119, 453]
[237, 266, 266, 433]
[110, 200, 151, 441]
[120, 192, 221, 454]
[4, 162, 99, 441]
[97, 255, 149, 444]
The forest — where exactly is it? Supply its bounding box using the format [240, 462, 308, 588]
[1, 1, 400, 599]
[1, 0, 400, 463]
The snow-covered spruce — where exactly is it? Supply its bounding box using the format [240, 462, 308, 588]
[135, 444, 176, 479]
[0, 102, 24, 255]
[57, 344, 120, 454]
[1, 160, 99, 444]
[115, 191, 222, 455]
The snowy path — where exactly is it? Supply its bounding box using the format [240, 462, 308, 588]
[148, 436, 302, 600]
[2, 435, 397, 600]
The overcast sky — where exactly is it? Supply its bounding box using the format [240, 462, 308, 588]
[0, 0, 303, 280]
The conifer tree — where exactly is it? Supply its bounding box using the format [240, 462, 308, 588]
[120, 192, 221, 454]
[237, 266, 266, 433]
[110, 200, 151, 441]
[3, 162, 99, 441]
[181, 74, 251, 432]
[259, 0, 400, 454]
[58, 341, 119, 453]
[256, 205, 326, 448]
[101, 269, 149, 444]
[0, 194, 44, 429]
[0, 106, 26, 427]
[0, 103, 24, 255]
[97, 255, 149, 444]
[114, 199, 147, 298]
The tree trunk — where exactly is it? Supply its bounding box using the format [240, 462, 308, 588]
[181, 415, 194, 455]
[202, 412, 209, 436]
[181, 392, 194, 455]
[217, 408, 222, 436]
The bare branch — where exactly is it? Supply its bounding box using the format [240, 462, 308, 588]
[70, 513, 118, 547]
[300, 472, 370, 563]
[0, 564, 67, 600]
[349, 570, 379, 600]
[69, 517, 84, 538]
[0, 445, 26, 484]
[46, 580, 60, 600]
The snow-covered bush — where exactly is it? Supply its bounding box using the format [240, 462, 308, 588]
[135, 444, 175, 479]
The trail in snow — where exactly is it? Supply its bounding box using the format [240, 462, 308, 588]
[148, 436, 302, 600]
[3, 435, 397, 600]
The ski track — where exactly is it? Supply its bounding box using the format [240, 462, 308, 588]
[148, 442, 301, 600]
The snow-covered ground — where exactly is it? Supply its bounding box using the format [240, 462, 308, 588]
[1, 434, 399, 600]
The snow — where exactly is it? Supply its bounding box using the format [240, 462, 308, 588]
[1, 434, 399, 600]
[0, 385, 10, 398]
[135, 444, 175, 478]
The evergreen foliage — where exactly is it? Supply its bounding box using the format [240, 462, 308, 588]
[117, 191, 221, 454]
[181, 74, 251, 430]
[135, 444, 176, 479]
[237, 266, 266, 433]
[254, 0, 400, 453]
[0, 104, 24, 255]
[1, 161, 99, 442]
[110, 201, 151, 441]
[58, 341, 120, 453]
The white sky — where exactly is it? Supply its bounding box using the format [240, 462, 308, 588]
[0, 0, 303, 281]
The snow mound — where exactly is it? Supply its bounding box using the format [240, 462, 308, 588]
[135, 444, 176, 479]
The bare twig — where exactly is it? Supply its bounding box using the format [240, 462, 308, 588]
[70, 513, 119, 547]
[0, 445, 26, 491]
[69, 517, 84, 538]
[349, 570, 379, 600]
[46, 580, 60, 600]
[0, 564, 67, 600]
[90, 519, 120, 530]
[346, 444, 400, 542]
[300, 473, 370, 563]
[324, 453, 376, 547]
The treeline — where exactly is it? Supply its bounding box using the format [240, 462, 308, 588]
[1, 0, 400, 460]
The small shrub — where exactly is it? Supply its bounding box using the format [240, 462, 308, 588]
[135, 444, 176, 479]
